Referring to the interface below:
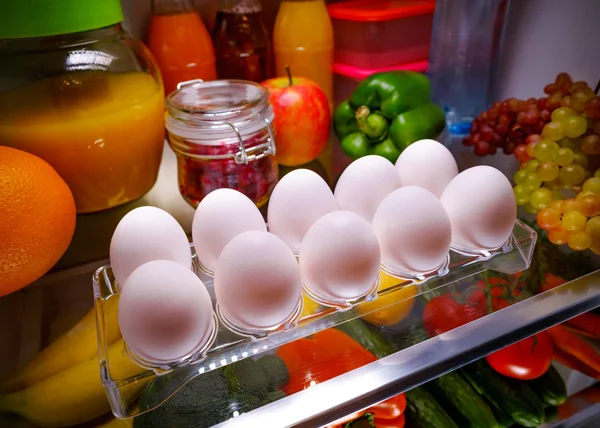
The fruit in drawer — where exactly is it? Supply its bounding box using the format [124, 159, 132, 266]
[0, 296, 121, 393]
[0, 339, 145, 427]
[355, 271, 417, 327]
[0, 146, 75, 296]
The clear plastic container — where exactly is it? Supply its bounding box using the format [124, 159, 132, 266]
[165, 79, 279, 208]
[95, 220, 536, 418]
[428, 0, 509, 134]
[328, 0, 435, 69]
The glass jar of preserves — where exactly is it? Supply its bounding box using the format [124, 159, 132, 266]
[166, 79, 279, 208]
[0, 0, 165, 214]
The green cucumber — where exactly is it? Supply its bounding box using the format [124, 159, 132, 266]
[405, 386, 459, 428]
[462, 360, 545, 427]
[486, 397, 515, 428]
[335, 319, 397, 358]
[529, 365, 567, 406]
[544, 405, 559, 423]
[429, 371, 499, 428]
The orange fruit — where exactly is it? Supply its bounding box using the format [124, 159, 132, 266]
[0, 147, 75, 296]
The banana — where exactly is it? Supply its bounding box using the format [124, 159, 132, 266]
[0, 296, 121, 393]
[0, 339, 146, 427]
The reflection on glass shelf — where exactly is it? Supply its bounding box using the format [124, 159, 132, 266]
[94, 221, 535, 420]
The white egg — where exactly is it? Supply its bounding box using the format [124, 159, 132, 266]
[214, 230, 302, 332]
[334, 155, 400, 222]
[192, 189, 266, 274]
[268, 169, 337, 252]
[441, 166, 517, 252]
[395, 139, 458, 198]
[373, 186, 452, 275]
[300, 211, 381, 304]
[110, 206, 191, 287]
[119, 260, 215, 363]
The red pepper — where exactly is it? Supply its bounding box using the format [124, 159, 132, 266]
[277, 329, 405, 426]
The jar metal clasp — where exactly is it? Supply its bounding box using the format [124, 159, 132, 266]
[229, 115, 276, 165]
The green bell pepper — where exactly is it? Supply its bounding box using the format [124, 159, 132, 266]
[355, 106, 388, 143]
[350, 71, 431, 119]
[388, 102, 446, 152]
[333, 100, 359, 139]
[340, 132, 371, 160]
[372, 138, 401, 163]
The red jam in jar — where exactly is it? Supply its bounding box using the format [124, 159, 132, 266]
[165, 79, 279, 207]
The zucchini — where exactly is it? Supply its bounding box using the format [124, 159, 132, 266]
[462, 360, 545, 427]
[529, 365, 567, 406]
[429, 371, 499, 428]
[426, 380, 470, 428]
[544, 405, 559, 422]
[405, 386, 459, 428]
[485, 397, 515, 428]
[336, 319, 397, 358]
[404, 405, 426, 428]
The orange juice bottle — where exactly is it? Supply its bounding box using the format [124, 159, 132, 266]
[148, 0, 217, 95]
[274, 0, 334, 181]
[273, 0, 334, 107]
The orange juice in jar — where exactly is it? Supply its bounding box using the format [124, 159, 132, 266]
[0, 71, 165, 214]
[0, 5, 165, 214]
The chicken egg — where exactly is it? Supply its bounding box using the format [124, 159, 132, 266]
[192, 189, 266, 274]
[119, 260, 215, 364]
[334, 155, 400, 222]
[300, 211, 381, 305]
[441, 166, 517, 252]
[214, 230, 302, 333]
[110, 206, 191, 288]
[395, 139, 458, 198]
[267, 169, 337, 252]
[373, 186, 451, 275]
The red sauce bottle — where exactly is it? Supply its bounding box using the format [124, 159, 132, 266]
[212, 0, 273, 82]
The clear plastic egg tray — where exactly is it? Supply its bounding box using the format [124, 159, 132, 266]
[94, 220, 536, 419]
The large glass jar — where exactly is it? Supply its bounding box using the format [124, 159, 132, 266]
[0, 1, 165, 214]
[166, 79, 279, 208]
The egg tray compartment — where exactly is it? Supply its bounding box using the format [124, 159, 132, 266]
[94, 219, 536, 419]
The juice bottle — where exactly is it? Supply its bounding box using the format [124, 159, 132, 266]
[273, 0, 334, 106]
[148, 0, 217, 95]
[273, 0, 334, 181]
[212, 0, 273, 82]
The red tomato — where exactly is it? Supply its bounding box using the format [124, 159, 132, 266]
[468, 277, 522, 311]
[485, 332, 554, 380]
[423, 294, 486, 336]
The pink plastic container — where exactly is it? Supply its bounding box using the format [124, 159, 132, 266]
[328, 0, 435, 69]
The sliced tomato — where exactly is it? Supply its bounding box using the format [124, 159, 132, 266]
[485, 331, 553, 380]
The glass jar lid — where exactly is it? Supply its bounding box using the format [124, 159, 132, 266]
[166, 79, 273, 135]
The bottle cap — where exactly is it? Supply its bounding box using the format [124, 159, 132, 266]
[0, 0, 124, 39]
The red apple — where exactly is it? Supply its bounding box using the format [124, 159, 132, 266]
[262, 73, 330, 166]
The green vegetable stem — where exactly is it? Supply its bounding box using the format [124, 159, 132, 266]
[355, 106, 388, 142]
